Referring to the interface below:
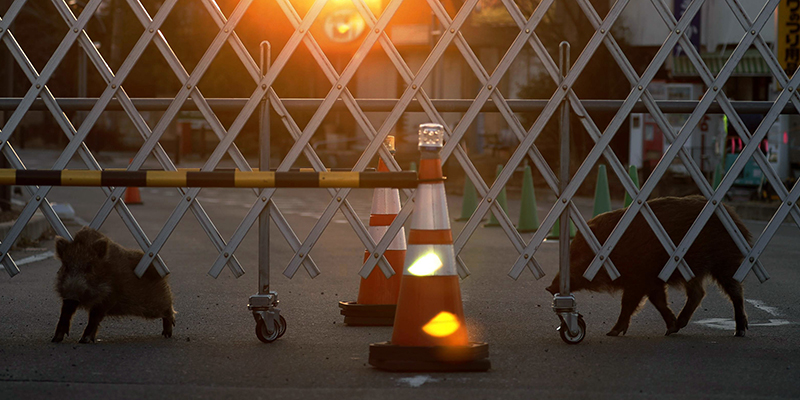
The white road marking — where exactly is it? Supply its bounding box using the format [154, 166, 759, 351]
[396, 375, 439, 388]
[73, 216, 90, 226]
[694, 299, 789, 330]
[746, 299, 782, 317]
[15, 251, 55, 266]
[694, 318, 792, 330]
[219, 201, 251, 209]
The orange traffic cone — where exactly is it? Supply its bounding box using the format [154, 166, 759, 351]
[124, 160, 143, 205]
[339, 137, 407, 326]
[369, 123, 490, 372]
[124, 187, 142, 204]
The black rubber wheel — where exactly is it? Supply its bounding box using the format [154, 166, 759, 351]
[277, 315, 287, 338]
[558, 314, 586, 344]
[255, 315, 280, 343]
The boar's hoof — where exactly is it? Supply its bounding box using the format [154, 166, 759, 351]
[78, 336, 95, 344]
[665, 326, 680, 336]
[162, 316, 174, 338]
[606, 328, 627, 336]
[734, 330, 746, 337]
[51, 333, 65, 343]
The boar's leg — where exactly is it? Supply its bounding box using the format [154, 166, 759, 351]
[714, 275, 748, 337]
[162, 313, 175, 338]
[79, 307, 106, 343]
[52, 299, 80, 343]
[608, 289, 647, 336]
[676, 279, 706, 331]
[648, 286, 678, 335]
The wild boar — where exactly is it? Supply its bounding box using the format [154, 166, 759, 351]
[546, 195, 750, 337]
[51, 227, 175, 343]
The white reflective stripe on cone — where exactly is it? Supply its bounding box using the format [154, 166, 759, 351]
[404, 244, 457, 276]
[371, 188, 402, 214]
[412, 184, 450, 230]
[368, 225, 407, 251]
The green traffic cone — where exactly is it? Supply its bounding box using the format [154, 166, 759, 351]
[623, 165, 639, 208]
[593, 164, 612, 217]
[546, 216, 577, 240]
[456, 176, 481, 221]
[409, 161, 417, 172]
[485, 164, 511, 227]
[712, 162, 723, 190]
[517, 165, 539, 232]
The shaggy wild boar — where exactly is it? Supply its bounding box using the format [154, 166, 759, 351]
[546, 195, 750, 337]
[51, 227, 175, 343]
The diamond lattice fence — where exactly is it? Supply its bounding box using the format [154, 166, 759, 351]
[0, 0, 796, 288]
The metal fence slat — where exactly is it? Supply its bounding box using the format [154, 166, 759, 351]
[0, 0, 795, 299]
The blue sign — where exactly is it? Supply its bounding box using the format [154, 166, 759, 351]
[674, 0, 701, 56]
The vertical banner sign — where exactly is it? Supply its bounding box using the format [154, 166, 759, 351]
[778, 0, 800, 74]
[674, 0, 701, 56]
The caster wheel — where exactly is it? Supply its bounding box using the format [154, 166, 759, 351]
[255, 314, 284, 343]
[277, 315, 287, 338]
[558, 314, 586, 344]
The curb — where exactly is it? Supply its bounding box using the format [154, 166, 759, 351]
[0, 211, 50, 244]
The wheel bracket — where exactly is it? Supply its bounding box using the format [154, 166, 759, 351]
[552, 294, 580, 337]
[250, 291, 282, 338]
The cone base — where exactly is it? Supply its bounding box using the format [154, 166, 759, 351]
[517, 228, 538, 233]
[369, 342, 490, 372]
[338, 301, 396, 326]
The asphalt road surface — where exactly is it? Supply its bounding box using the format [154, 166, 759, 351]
[1, 151, 798, 399]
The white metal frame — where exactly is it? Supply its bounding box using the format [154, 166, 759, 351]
[0, 0, 794, 296]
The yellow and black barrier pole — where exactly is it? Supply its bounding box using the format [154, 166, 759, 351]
[0, 170, 418, 188]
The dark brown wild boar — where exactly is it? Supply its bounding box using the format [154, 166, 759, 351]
[52, 227, 175, 343]
[546, 195, 750, 337]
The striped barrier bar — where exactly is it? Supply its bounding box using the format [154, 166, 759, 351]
[0, 170, 418, 188]
[106, 168, 377, 172]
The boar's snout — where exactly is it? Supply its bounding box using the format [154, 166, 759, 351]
[545, 277, 559, 295]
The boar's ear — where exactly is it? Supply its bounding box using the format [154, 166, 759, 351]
[91, 238, 109, 260]
[54, 236, 69, 260]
